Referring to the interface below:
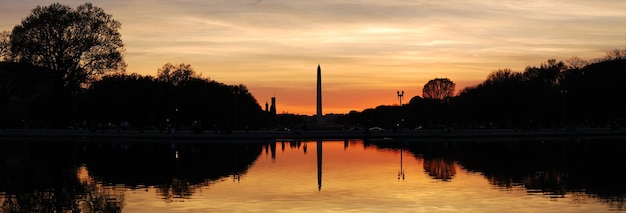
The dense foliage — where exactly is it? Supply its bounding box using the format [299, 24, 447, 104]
[6, 3, 125, 92]
[422, 78, 455, 101]
[82, 68, 267, 132]
[0, 62, 268, 130]
[2, 4, 625, 131]
[338, 55, 626, 131]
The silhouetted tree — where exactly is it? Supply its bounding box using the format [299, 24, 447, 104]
[84, 68, 266, 131]
[337, 51, 626, 130]
[403, 96, 428, 128]
[485, 68, 523, 84]
[519, 59, 568, 127]
[523, 59, 566, 87]
[422, 78, 455, 101]
[0, 31, 10, 61]
[603, 49, 626, 61]
[566, 56, 588, 70]
[454, 69, 526, 129]
[8, 3, 125, 92]
[566, 58, 626, 127]
[156, 63, 200, 86]
[85, 73, 160, 130]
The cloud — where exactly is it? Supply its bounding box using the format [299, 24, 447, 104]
[2, 0, 626, 114]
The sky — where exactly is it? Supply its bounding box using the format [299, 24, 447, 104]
[1, 0, 626, 115]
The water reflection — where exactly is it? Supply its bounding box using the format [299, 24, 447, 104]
[372, 138, 626, 211]
[1, 140, 82, 212]
[317, 140, 322, 191]
[398, 146, 405, 180]
[84, 141, 261, 186]
[0, 139, 263, 212]
[423, 157, 456, 181]
[1, 138, 626, 212]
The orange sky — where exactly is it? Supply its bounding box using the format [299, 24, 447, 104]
[2, 0, 626, 115]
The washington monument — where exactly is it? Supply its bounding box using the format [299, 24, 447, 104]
[316, 64, 323, 123]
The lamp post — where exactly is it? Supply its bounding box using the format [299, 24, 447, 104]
[397, 90, 404, 106]
[398, 146, 405, 180]
[397, 90, 404, 132]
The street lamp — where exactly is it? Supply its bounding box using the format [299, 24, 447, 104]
[397, 90, 405, 132]
[398, 146, 405, 180]
[397, 90, 404, 106]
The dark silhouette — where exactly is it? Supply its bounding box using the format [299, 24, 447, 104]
[422, 78, 456, 101]
[1, 3, 125, 128]
[0, 62, 55, 128]
[156, 63, 200, 86]
[372, 138, 626, 210]
[338, 52, 626, 131]
[84, 69, 267, 132]
[423, 157, 456, 181]
[1, 3, 625, 131]
[453, 57, 626, 130]
[317, 140, 323, 191]
[0, 31, 9, 60]
[0, 139, 264, 211]
[7, 3, 125, 92]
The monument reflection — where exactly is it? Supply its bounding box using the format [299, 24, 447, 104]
[1, 138, 626, 212]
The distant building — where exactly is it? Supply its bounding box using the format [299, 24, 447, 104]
[270, 97, 276, 115]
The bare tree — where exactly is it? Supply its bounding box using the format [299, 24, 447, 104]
[422, 78, 456, 101]
[9, 3, 125, 91]
[565, 56, 588, 70]
[605, 49, 626, 60]
[523, 59, 567, 87]
[0, 31, 11, 61]
[156, 63, 201, 86]
[485, 68, 523, 85]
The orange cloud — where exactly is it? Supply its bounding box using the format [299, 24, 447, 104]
[2, 0, 626, 114]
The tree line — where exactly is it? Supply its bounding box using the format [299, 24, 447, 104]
[338, 53, 626, 131]
[0, 3, 269, 131]
[84, 64, 268, 132]
[2, 3, 625, 131]
[0, 61, 269, 131]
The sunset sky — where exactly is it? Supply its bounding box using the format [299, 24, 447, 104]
[2, 0, 626, 115]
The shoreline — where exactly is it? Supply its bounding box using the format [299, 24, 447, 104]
[2, 128, 626, 142]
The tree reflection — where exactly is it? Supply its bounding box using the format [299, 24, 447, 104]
[76, 165, 125, 212]
[79, 140, 263, 200]
[0, 139, 264, 211]
[0, 140, 101, 212]
[78, 185, 125, 212]
[156, 178, 197, 202]
[423, 157, 456, 181]
[373, 138, 626, 209]
[373, 140, 457, 181]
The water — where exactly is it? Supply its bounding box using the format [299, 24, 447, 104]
[1, 138, 626, 212]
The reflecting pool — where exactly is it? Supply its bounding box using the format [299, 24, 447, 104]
[1, 138, 626, 212]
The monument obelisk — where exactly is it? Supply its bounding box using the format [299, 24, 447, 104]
[316, 64, 323, 124]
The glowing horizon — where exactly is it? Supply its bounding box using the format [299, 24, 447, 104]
[2, 0, 626, 115]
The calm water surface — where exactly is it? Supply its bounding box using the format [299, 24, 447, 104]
[1, 138, 626, 212]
